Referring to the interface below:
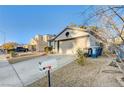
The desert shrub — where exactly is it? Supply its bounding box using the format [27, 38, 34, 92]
[44, 46, 53, 53]
[102, 48, 112, 57]
[6, 49, 15, 54]
[76, 48, 86, 66]
[10, 51, 17, 57]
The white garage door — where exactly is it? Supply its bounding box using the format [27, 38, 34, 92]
[59, 39, 75, 54]
[58, 37, 89, 54]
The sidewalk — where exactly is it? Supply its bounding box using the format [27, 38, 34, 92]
[0, 54, 10, 67]
[0, 54, 23, 87]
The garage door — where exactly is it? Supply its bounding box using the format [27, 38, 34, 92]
[58, 37, 89, 54]
[59, 39, 75, 54]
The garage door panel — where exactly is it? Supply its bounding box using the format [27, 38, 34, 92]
[59, 40, 75, 54]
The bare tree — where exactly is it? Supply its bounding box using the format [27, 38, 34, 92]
[82, 6, 124, 45]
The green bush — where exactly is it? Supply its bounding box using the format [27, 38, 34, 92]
[44, 46, 53, 53]
[76, 48, 86, 66]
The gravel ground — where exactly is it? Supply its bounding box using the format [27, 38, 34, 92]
[28, 57, 123, 87]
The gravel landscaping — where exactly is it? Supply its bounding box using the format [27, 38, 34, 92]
[28, 57, 123, 87]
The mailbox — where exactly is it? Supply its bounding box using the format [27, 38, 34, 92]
[38, 59, 58, 87]
[39, 59, 58, 71]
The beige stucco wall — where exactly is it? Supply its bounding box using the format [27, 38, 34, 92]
[89, 34, 98, 46]
[55, 29, 89, 41]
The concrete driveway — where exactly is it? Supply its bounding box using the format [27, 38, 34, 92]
[0, 54, 75, 87]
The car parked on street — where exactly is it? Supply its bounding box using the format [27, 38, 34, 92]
[15, 47, 29, 52]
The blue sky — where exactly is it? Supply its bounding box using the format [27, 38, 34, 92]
[0, 5, 91, 45]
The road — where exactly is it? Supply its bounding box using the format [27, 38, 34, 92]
[0, 54, 75, 87]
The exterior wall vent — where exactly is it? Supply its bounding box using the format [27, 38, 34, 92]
[65, 32, 69, 37]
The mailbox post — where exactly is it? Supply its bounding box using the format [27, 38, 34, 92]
[39, 59, 58, 87]
[39, 64, 52, 87]
[48, 69, 51, 87]
[45, 66, 51, 87]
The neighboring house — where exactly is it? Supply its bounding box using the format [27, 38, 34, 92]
[29, 34, 55, 52]
[29, 35, 43, 51]
[50, 26, 101, 55]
